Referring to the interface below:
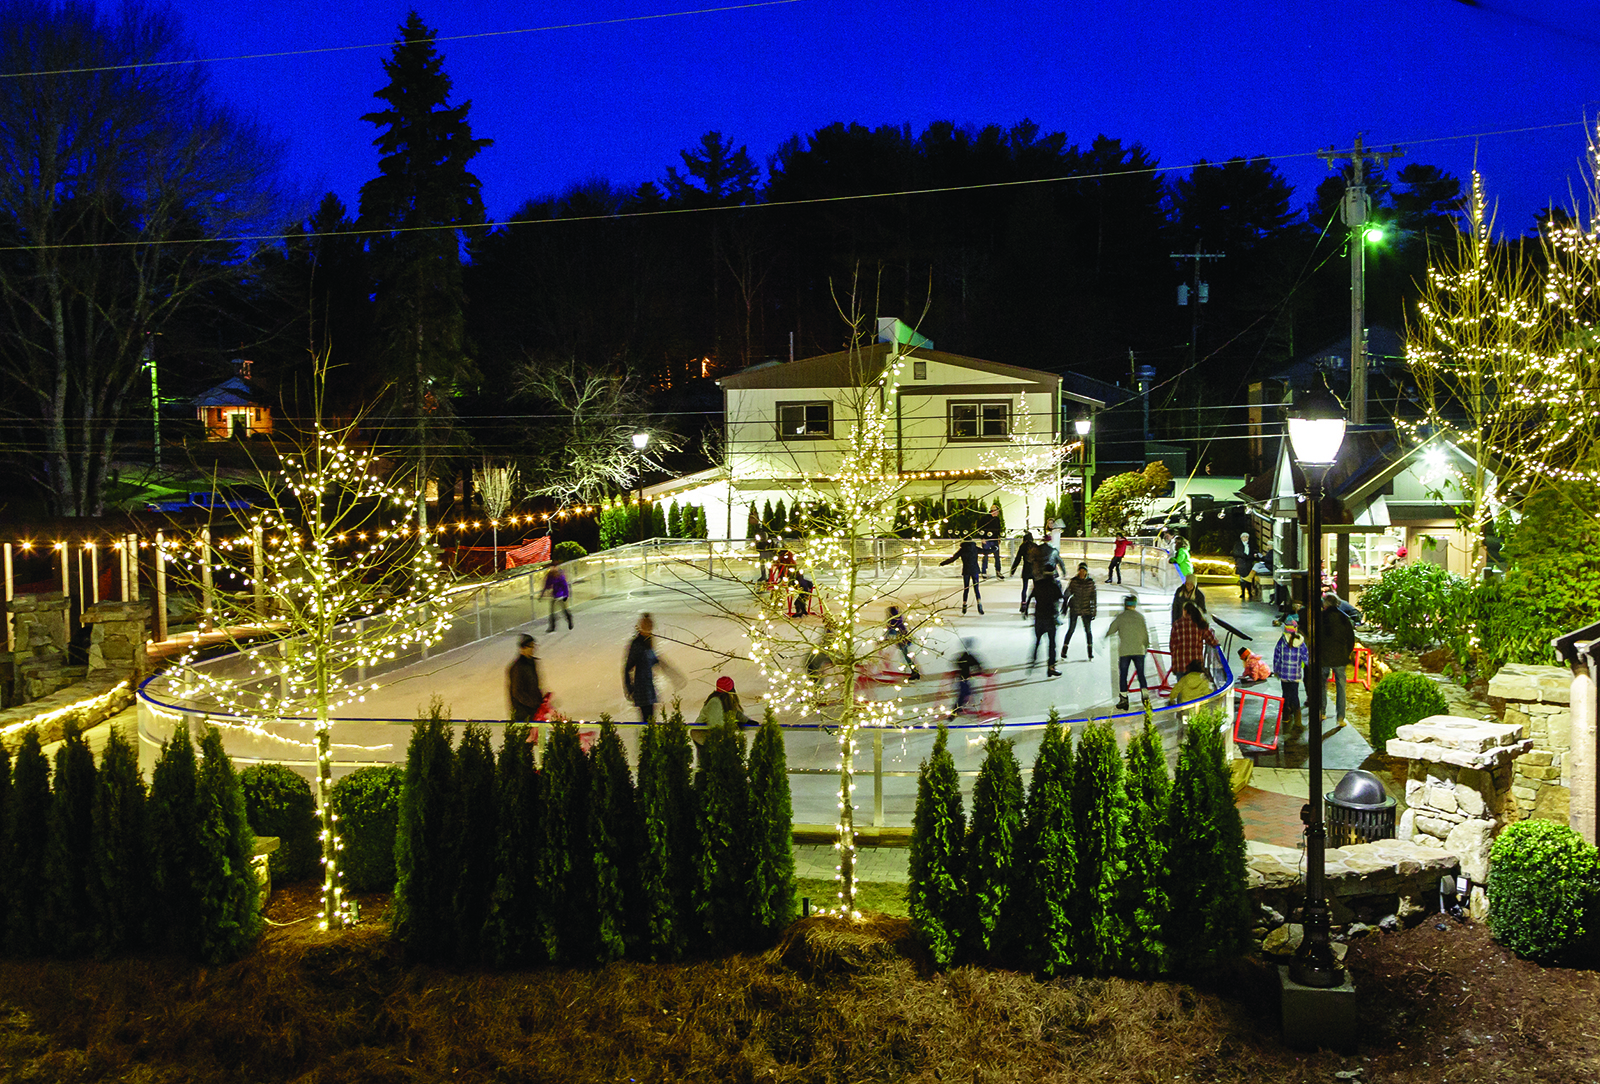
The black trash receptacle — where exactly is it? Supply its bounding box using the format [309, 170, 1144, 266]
[1325, 769, 1396, 847]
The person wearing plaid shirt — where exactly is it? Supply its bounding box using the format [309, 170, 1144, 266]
[1169, 601, 1218, 676]
[1271, 615, 1308, 729]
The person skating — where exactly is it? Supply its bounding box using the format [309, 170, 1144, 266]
[1011, 530, 1037, 615]
[623, 613, 681, 723]
[1105, 534, 1131, 583]
[540, 561, 573, 632]
[692, 675, 754, 744]
[979, 503, 1005, 578]
[507, 634, 544, 722]
[951, 638, 985, 715]
[1104, 594, 1151, 710]
[1171, 534, 1195, 588]
[1061, 561, 1098, 662]
[1028, 570, 1063, 677]
[884, 605, 921, 679]
[1272, 614, 1308, 732]
[940, 538, 984, 614]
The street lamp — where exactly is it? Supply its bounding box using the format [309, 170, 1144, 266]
[1286, 385, 1347, 989]
[1074, 414, 1093, 537]
[632, 432, 649, 544]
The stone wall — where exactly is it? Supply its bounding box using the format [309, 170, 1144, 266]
[81, 600, 150, 678]
[0, 599, 149, 751]
[1487, 663, 1571, 823]
[4, 593, 78, 704]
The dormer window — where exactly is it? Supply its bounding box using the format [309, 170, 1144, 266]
[948, 400, 1010, 441]
[777, 401, 832, 440]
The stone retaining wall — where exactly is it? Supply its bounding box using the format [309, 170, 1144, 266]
[1487, 663, 1571, 823]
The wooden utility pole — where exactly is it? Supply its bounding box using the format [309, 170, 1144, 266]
[1320, 135, 1404, 425]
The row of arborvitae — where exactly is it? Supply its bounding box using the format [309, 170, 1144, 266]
[389, 702, 796, 966]
[0, 723, 260, 964]
[909, 707, 1252, 975]
[598, 499, 709, 549]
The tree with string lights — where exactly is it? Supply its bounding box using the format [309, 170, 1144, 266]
[979, 391, 1068, 533]
[160, 360, 451, 931]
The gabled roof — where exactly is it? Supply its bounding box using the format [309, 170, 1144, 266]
[193, 376, 270, 408]
[718, 342, 1068, 395]
[1271, 326, 1407, 388]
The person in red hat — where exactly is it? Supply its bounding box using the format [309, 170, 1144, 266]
[694, 673, 754, 732]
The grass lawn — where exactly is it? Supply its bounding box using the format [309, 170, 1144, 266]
[794, 877, 907, 916]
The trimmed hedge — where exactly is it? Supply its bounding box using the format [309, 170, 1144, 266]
[331, 765, 405, 892]
[1488, 819, 1599, 962]
[240, 764, 320, 884]
[552, 540, 587, 564]
[1369, 671, 1450, 752]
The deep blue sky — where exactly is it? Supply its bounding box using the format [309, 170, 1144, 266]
[178, 0, 1599, 233]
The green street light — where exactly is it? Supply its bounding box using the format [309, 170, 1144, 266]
[1363, 224, 1385, 245]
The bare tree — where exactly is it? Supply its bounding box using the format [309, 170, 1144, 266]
[0, 0, 282, 515]
[979, 390, 1066, 531]
[472, 459, 518, 570]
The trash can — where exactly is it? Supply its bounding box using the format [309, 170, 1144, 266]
[1325, 768, 1396, 847]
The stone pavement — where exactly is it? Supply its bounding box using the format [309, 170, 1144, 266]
[793, 843, 910, 884]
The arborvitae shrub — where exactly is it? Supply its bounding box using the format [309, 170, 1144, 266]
[908, 725, 965, 967]
[484, 723, 544, 968]
[392, 702, 457, 963]
[1488, 819, 1600, 962]
[746, 707, 795, 938]
[552, 540, 587, 563]
[651, 501, 667, 540]
[746, 502, 760, 539]
[636, 718, 695, 961]
[452, 723, 499, 964]
[330, 766, 405, 891]
[964, 728, 1024, 962]
[1369, 671, 1450, 752]
[540, 720, 595, 964]
[589, 719, 641, 962]
[44, 727, 97, 956]
[6, 730, 51, 956]
[762, 499, 774, 534]
[1043, 498, 1057, 528]
[1020, 717, 1076, 976]
[90, 730, 147, 955]
[147, 722, 202, 958]
[1121, 716, 1171, 976]
[667, 500, 682, 538]
[1069, 720, 1128, 974]
[194, 726, 262, 963]
[694, 720, 752, 947]
[1164, 708, 1252, 970]
[240, 764, 319, 884]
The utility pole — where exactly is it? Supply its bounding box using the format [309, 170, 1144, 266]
[1320, 134, 1403, 425]
[144, 332, 162, 474]
[1171, 243, 1226, 369]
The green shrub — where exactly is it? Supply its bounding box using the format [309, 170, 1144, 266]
[44, 728, 97, 956]
[1369, 672, 1450, 752]
[240, 765, 319, 884]
[1121, 716, 1171, 976]
[694, 720, 752, 947]
[147, 723, 202, 957]
[90, 730, 148, 954]
[590, 719, 641, 962]
[484, 723, 544, 968]
[451, 724, 498, 963]
[908, 725, 965, 967]
[1488, 819, 1600, 962]
[1069, 720, 1128, 974]
[1163, 707, 1251, 971]
[539, 720, 595, 964]
[194, 726, 261, 964]
[636, 710, 697, 961]
[963, 728, 1024, 961]
[1359, 561, 1472, 651]
[1477, 480, 1600, 668]
[1019, 716, 1075, 976]
[331, 765, 404, 892]
[552, 540, 587, 564]
[392, 703, 456, 962]
[746, 707, 796, 939]
[6, 730, 52, 956]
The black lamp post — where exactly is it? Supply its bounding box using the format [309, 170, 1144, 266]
[633, 432, 649, 544]
[1287, 385, 1347, 989]
[1074, 414, 1092, 537]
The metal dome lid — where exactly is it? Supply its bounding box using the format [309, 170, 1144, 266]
[1326, 769, 1394, 810]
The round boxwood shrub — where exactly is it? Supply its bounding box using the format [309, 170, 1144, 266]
[1488, 819, 1600, 961]
[239, 764, 319, 884]
[331, 765, 405, 892]
[1368, 671, 1450, 752]
[552, 540, 587, 564]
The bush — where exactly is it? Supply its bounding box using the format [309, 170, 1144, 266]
[552, 539, 587, 564]
[392, 703, 456, 963]
[1088, 461, 1172, 535]
[193, 726, 261, 964]
[1069, 720, 1127, 974]
[908, 725, 965, 967]
[1019, 716, 1076, 976]
[240, 765, 319, 884]
[1121, 716, 1171, 976]
[636, 711, 697, 961]
[963, 729, 1024, 961]
[694, 720, 752, 947]
[1369, 671, 1450, 752]
[331, 766, 405, 892]
[746, 708, 796, 938]
[90, 730, 148, 954]
[1163, 707, 1251, 971]
[1359, 561, 1472, 651]
[6, 730, 52, 956]
[44, 728, 97, 956]
[1488, 819, 1600, 962]
[1477, 480, 1600, 668]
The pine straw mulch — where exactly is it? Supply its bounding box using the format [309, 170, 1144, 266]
[1, 882, 1597, 1083]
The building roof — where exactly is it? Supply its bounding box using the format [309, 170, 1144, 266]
[718, 342, 1077, 397]
[1270, 326, 1407, 389]
[193, 376, 269, 408]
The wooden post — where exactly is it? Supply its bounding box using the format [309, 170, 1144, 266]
[251, 524, 265, 620]
[119, 537, 129, 600]
[89, 542, 100, 604]
[127, 534, 140, 601]
[200, 527, 214, 633]
[154, 531, 169, 641]
[60, 541, 70, 601]
[3, 541, 12, 652]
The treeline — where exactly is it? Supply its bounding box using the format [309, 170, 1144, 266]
[0, 725, 260, 964]
[596, 499, 710, 549]
[389, 706, 796, 967]
[908, 709, 1251, 974]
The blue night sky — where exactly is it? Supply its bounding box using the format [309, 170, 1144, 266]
[179, 0, 1598, 232]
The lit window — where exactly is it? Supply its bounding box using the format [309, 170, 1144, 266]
[777, 401, 832, 440]
[949, 400, 1010, 440]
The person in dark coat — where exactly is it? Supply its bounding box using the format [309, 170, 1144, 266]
[540, 563, 573, 631]
[1061, 561, 1098, 661]
[623, 612, 680, 723]
[1010, 530, 1037, 615]
[1232, 532, 1256, 601]
[1028, 570, 1063, 676]
[940, 539, 984, 614]
[979, 503, 1005, 577]
[1170, 580, 1207, 627]
[508, 634, 544, 722]
[952, 638, 985, 714]
[1309, 593, 1357, 726]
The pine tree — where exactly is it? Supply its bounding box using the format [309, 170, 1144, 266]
[667, 500, 682, 538]
[44, 726, 97, 956]
[1121, 715, 1171, 976]
[908, 725, 965, 967]
[147, 722, 201, 957]
[746, 707, 796, 939]
[1165, 708, 1252, 970]
[392, 702, 457, 962]
[693, 504, 708, 539]
[194, 725, 261, 963]
[1069, 720, 1128, 974]
[746, 501, 760, 539]
[694, 720, 752, 947]
[964, 728, 1024, 962]
[484, 723, 544, 967]
[451, 723, 498, 964]
[90, 730, 147, 955]
[5, 731, 51, 955]
[773, 498, 788, 536]
[589, 720, 641, 962]
[636, 719, 691, 960]
[650, 501, 667, 540]
[762, 499, 774, 534]
[1020, 717, 1076, 976]
[539, 721, 595, 964]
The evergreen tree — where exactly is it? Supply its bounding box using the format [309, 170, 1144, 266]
[1020, 717, 1076, 976]
[391, 703, 457, 963]
[746, 707, 796, 939]
[147, 722, 201, 957]
[636, 708, 698, 960]
[484, 723, 544, 967]
[762, 499, 774, 534]
[194, 725, 261, 963]
[539, 721, 595, 964]
[90, 730, 148, 955]
[746, 501, 760, 539]
[651, 500, 668, 540]
[1069, 720, 1128, 974]
[0, 743, 10, 941]
[694, 720, 752, 947]
[44, 727, 97, 956]
[359, 11, 491, 506]
[964, 728, 1024, 962]
[773, 498, 788, 536]
[908, 725, 965, 967]
[667, 500, 682, 538]
[5, 731, 51, 955]
[451, 723, 498, 964]
[625, 502, 641, 544]
[589, 719, 641, 962]
[1121, 715, 1171, 976]
[1164, 708, 1252, 970]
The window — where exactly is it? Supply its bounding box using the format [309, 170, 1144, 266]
[777, 401, 832, 440]
[912, 360, 927, 380]
[948, 400, 1010, 441]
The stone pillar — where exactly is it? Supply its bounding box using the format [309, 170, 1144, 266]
[81, 600, 152, 680]
[1387, 714, 1532, 920]
[7, 592, 74, 703]
[1487, 663, 1572, 822]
